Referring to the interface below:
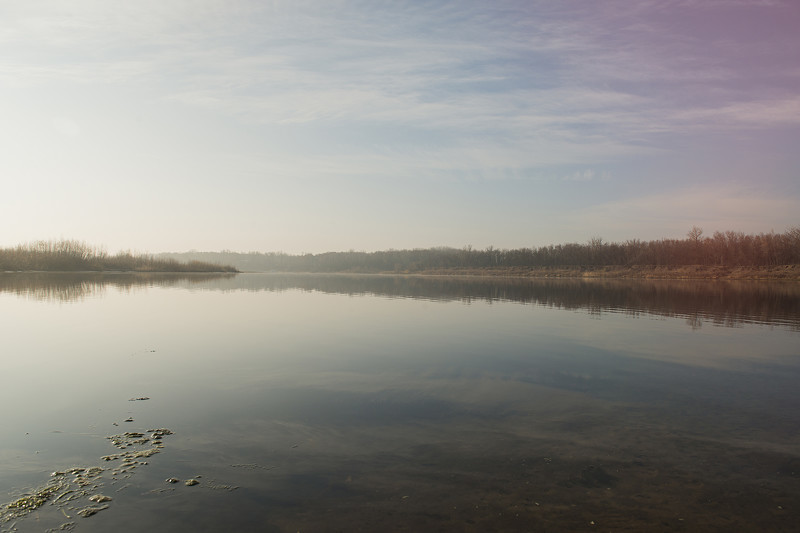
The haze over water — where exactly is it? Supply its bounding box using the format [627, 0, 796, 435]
[1, 273, 798, 532]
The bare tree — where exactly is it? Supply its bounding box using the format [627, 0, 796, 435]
[687, 226, 703, 243]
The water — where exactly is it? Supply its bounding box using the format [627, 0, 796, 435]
[1, 273, 798, 532]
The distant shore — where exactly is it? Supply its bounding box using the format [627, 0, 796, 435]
[383, 264, 800, 281]
[158, 228, 800, 276]
[5, 235, 800, 279]
[6, 265, 800, 280]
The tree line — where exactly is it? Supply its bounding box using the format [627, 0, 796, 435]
[157, 227, 800, 273]
[0, 239, 238, 272]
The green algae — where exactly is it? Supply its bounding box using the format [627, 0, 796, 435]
[1, 426, 174, 530]
[5, 479, 66, 512]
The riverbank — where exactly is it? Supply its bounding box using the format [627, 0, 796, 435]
[390, 264, 800, 281]
[0, 240, 238, 273]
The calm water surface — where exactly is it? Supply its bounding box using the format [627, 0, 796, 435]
[1, 273, 799, 532]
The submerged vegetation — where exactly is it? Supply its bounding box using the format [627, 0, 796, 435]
[0, 240, 238, 273]
[158, 227, 800, 276]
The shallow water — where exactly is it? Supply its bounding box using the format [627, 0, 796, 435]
[1, 273, 798, 532]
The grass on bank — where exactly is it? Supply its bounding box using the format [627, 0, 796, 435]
[0, 240, 238, 273]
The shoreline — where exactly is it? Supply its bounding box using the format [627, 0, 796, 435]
[376, 264, 800, 281]
[5, 265, 800, 281]
[0, 269, 237, 274]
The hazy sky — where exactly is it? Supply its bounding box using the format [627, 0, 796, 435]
[2, 0, 798, 253]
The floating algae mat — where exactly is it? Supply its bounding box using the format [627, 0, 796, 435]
[1, 428, 174, 531]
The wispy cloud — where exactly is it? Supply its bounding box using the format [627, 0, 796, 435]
[2, 0, 798, 183]
[674, 97, 800, 128]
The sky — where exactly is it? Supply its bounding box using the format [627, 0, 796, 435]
[1, 0, 798, 254]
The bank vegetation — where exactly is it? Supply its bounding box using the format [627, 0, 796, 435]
[159, 227, 800, 279]
[0, 240, 238, 273]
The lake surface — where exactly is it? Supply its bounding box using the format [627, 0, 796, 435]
[1, 273, 799, 532]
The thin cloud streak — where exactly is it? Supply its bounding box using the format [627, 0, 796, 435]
[4, 2, 796, 141]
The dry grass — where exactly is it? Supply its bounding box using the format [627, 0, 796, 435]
[0, 239, 237, 273]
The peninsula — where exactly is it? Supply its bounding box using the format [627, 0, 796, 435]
[0, 240, 237, 273]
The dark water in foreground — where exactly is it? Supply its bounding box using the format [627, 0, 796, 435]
[1, 273, 798, 532]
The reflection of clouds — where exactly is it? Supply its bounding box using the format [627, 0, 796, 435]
[3, 267, 797, 532]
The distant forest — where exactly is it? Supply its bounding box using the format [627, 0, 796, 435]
[158, 227, 800, 273]
[0, 240, 238, 272]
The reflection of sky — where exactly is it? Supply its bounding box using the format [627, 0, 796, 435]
[3, 283, 797, 412]
[3, 279, 799, 533]
[2, 281, 799, 501]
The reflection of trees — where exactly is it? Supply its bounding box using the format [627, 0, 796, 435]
[201, 274, 800, 330]
[685, 314, 703, 330]
[2, 273, 798, 329]
[0, 273, 236, 302]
